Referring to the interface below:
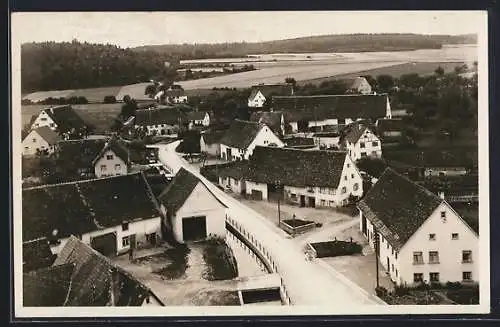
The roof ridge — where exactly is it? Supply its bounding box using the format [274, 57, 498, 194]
[23, 172, 143, 191]
[383, 167, 442, 201]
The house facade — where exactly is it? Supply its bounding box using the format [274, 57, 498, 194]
[22, 126, 61, 156]
[341, 76, 373, 95]
[200, 131, 224, 157]
[219, 120, 284, 161]
[273, 94, 392, 133]
[187, 112, 210, 130]
[92, 139, 129, 178]
[158, 168, 227, 244]
[30, 105, 89, 139]
[248, 84, 294, 108]
[134, 107, 185, 136]
[358, 168, 478, 286]
[249, 111, 286, 136]
[341, 122, 382, 162]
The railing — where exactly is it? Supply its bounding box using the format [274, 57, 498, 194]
[225, 215, 292, 305]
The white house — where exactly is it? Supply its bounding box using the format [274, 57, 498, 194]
[187, 111, 210, 129]
[22, 126, 61, 156]
[224, 146, 363, 207]
[273, 94, 392, 133]
[249, 111, 286, 136]
[357, 168, 479, 286]
[200, 129, 226, 157]
[155, 88, 188, 104]
[343, 76, 373, 95]
[248, 84, 293, 108]
[158, 168, 227, 244]
[134, 107, 186, 136]
[340, 121, 382, 162]
[22, 173, 163, 257]
[92, 138, 130, 178]
[311, 132, 340, 149]
[30, 105, 89, 138]
[219, 119, 285, 161]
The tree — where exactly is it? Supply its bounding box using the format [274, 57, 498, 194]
[434, 66, 445, 76]
[285, 77, 297, 87]
[122, 95, 131, 103]
[376, 75, 395, 93]
[103, 95, 117, 104]
[144, 84, 157, 98]
[356, 157, 388, 178]
[120, 98, 138, 118]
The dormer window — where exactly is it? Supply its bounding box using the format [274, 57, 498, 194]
[107, 154, 114, 160]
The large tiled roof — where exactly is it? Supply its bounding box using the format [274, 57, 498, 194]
[249, 111, 283, 133]
[23, 238, 56, 272]
[357, 168, 443, 249]
[249, 84, 293, 100]
[57, 138, 109, 173]
[201, 129, 226, 145]
[218, 161, 249, 180]
[272, 94, 388, 122]
[22, 173, 159, 242]
[283, 136, 316, 147]
[43, 105, 88, 133]
[23, 263, 75, 306]
[30, 126, 61, 145]
[52, 236, 153, 306]
[186, 111, 208, 121]
[135, 107, 186, 126]
[91, 137, 130, 166]
[245, 146, 347, 188]
[376, 118, 405, 132]
[158, 168, 200, 214]
[219, 119, 264, 149]
[383, 148, 475, 168]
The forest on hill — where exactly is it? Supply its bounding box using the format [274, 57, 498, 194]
[132, 33, 477, 59]
[21, 40, 179, 93]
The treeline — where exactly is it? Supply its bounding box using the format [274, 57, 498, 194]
[21, 40, 179, 93]
[132, 33, 477, 59]
[22, 96, 89, 105]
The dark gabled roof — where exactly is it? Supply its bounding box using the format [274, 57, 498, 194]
[357, 168, 444, 249]
[219, 119, 264, 149]
[91, 137, 130, 166]
[22, 173, 159, 242]
[157, 168, 200, 214]
[53, 236, 153, 306]
[245, 146, 347, 188]
[23, 263, 74, 307]
[376, 118, 405, 131]
[272, 94, 388, 122]
[201, 129, 226, 145]
[57, 138, 109, 171]
[383, 148, 474, 168]
[249, 111, 284, 133]
[23, 238, 56, 272]
[43, 106, 88, 133]
[30, 126, 61, 145]
[283, 137, 316, 147]
[218, 161, 249, 180]
[249, 84, 293, 100]
[135, 108, 186, 126]
[186, 111, 208, 121]
[341, 121, 375, 144]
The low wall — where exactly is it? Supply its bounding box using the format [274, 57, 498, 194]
[279, 220, 316, 235]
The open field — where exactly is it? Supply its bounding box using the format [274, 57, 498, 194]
[22, 86, 123, 103]
[21, 103, 122, 133]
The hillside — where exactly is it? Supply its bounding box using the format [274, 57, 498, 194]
[21, 41, 179, 93]
[132, 33, 477, 59]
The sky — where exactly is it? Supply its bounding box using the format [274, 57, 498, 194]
[11, 11, 486, 48]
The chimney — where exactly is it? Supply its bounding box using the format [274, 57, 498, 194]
[438, 191, 445, 200]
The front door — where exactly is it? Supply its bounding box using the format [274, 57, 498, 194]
[361, 216, 367, 236]
[299, 195, 306, 207]
[387, 257, 390, 271]
[226, 148, 232, 160]
[182, 216, 207, 242]
[308, 197, 316, 208]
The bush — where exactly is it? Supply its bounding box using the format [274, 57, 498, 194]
[394, 285, 411, 296]
[446, 281, 463, 290]
[103, 95, 117, 104]
[310, 240, 362, 258]
[446, 286, 479, 304]
[375, 286, 388, 297]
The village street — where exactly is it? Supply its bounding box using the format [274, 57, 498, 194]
[152, 141, 385, 307]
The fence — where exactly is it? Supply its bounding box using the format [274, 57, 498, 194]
[225, 215, 292, 305]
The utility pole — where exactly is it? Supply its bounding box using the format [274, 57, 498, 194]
[275, 179, 281, 227]
[374, 229, 380, 288]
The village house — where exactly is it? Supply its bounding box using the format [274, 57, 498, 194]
[217, 161, 249, 194]
[23, 236, 163, 306]
[155, 88, 188, 104]
[200, 129, 226, 157]
[92, 138, 130, 178]
[158, 168, 227, 244]
[186, 111, 211, 130]
[219, 119, 285, 161]
[247, 83, 294, 108]
[272, 94, 392, 133]
[312, 132, 340, 149]
[340, 121, 382, 162]
[338, 76, 373, 95]
[357, 168, 478, 286]
[22, 126, 62, 156]
[22, 173, 163, 257]
[29, 105, 90, 139]
[134, 107, 186, 136]
[283, 136, 318, 150]
[219, 146, 363, 207]
[249, 111, 286, 136]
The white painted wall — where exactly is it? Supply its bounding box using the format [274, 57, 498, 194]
[31, 110, 57, 130]
[218, 176, 245, 194]
[335, 155, 364, 205]
[135, 124, 178, 136]
[284, 185, 338, 207]
[200, 136, 220, 156]
[22, 129, 56, 156]
[172, 182, 227, 243]
[354, 79, 373, 95]
[315, 136, 340, 148]
[245, 181, 268, 200]
[248, 91, 266, 108]
[94, 149, 128, 178]
[244, 125, 285, 159]
[220, 144, 245, 161]
[345, 129, 382, 162]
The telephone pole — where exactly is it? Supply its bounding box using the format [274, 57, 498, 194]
[374, 229, 380, 288]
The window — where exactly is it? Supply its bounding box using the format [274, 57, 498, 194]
[429, 251, 440, 264]
[329, 201, 335, 206]
[115, 164, 121, 170]
[41, 117, 47, 121]
[372, 141, 379, 147]
[396, 269, 398, 277]
[452, 233, 459, 240]
[321, 200, 326, 206]
[392, 248, 394, 255]
[386, 242, 389, 250]
[344, 176, 347, 181]
[341, 187, 347, 194]
[353, 183, 359, 191]
[395, 252, 398, 260]
[290, 193, 297, 200]
[24, 146, 28, 150]
[32, 138, 36, 143]
[351, 173, 354, 179]
[440, 211, 446, 218]
[463, 271, 472, 281]
[122, 222, 129, 231]
[413, 273, 424, 283]
[106, 154, 114, 160]
[391, 264, 394, 272]
[371, 151, 377, 156]
[347, 163, 350, 168]
[50, 123, 55, 127]
[100, 165, 107, 172]
[361, 152, 367, 158]
[122, 236, 130, 247]
[429, 233, 436, 241]
[430, 272, 440, 282]
[413, 251, 424, 264]
[360, 142, 365, 148]
[462, 250, 472, 263]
